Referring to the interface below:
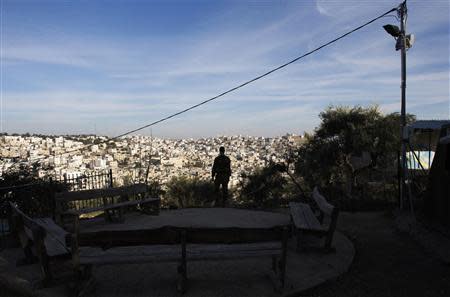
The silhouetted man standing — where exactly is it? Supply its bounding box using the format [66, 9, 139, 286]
[212, 146, 231, 207]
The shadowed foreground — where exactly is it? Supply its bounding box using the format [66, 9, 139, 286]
[0, 209, 354, 297]
[301, 212, 450, 297]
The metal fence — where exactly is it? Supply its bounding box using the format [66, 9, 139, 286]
[54, 169, 113, 192]
[57, 170, 115, 214]
[0, 170, 113, 240]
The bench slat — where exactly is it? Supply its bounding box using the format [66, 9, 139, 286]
[312, 187, 334, 216]
[74, 227, 180, 247]
[290, 188, 338, 251]
[70, 226, 288, 292]
[80, 254, 180, 265]
[10, 203, 69, 257]
[185, 227, 284, 243]
[55, 184, 148, 202]
[289, 202, 324, 232]
[302, 205, 324, 231]
[64, 197, 160, 215]
[79, 245, 180, 265]
[73, 226, 285, 248]
[35, 218, 69, 257]
[78, 242, 282, 265]
[289, 202, 306, 228]
[9, 202, 36, 229]
[188, 242, 281, 253]
[187, 242, 281, 260]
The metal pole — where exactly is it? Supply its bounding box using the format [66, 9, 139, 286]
[428, 132, 431, 169]
[399, 1, 408, 210]
[109, 169, 113, 188]
[145, 129, 153, 184]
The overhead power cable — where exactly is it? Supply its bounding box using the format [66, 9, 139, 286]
[112, 5, 397, 138]
[2, 4, 398, 177]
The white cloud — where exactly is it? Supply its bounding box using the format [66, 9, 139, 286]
[3, 0, 449, 136]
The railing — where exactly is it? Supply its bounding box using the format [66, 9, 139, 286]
[0, 170, 114, 240]
[53, 170, 114, 216]
[53, 169, 113, 192]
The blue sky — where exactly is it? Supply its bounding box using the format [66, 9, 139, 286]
[1, 0, 449, 138]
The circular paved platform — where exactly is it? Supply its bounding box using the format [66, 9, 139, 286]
[77, 231, 354, 297]
[80, 208, 291, 231]
[0, 208, 355, 297]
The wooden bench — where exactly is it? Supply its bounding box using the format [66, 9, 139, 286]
[9, 202, 70, 285]
[55, 183, 160, 225]
[180, 226, 289, 292]
[289, 187, 339, 252]
[66, 217, 288, 295]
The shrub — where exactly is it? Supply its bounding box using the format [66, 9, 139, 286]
[164, 176, 215, 208]
[0, 163, 67, 218]
[236, 163, 288, 209]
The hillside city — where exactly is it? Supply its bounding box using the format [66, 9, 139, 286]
[0, 134, 305, 187]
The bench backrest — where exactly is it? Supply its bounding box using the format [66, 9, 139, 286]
[68, 225, 288, 248]
[10, 202, 69, 257]
[55, 183, 147, 202]
[55, 183, 148, 216]
[312, 187, 336, 217]
[184, 227, 287, 244]
[69, 226, 180, 248]
[9, 202, 35, 229]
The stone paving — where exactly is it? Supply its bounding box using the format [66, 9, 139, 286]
[1, 230, 354, 297]
[1, 209, 355, 297]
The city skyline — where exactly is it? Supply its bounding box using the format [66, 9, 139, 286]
[0, 133, 302, 188]
[1, 0, 449, 138]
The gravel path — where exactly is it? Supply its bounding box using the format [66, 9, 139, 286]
[301, 212, 450, 297]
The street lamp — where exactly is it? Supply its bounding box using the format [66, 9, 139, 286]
[383, 24, 401, 37]
[383, 24, 415, 51]
[383, 0, 414, 211]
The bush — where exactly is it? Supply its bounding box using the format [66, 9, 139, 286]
[236, 164, 288, 209]
[146, 179, 164, 198]
[0, 163, 68, 218]
[164, 176, 215, 208]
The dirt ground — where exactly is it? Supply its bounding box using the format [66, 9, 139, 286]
[301, 212, 450, 297]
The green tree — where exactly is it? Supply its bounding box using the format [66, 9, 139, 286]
[295, 105, 415, 203]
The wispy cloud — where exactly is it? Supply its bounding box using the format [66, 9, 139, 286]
[2, 0, 449, 136]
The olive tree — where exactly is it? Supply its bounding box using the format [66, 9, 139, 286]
[295, 105, 415, 204]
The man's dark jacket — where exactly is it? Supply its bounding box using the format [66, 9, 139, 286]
[212, 155, 231, 179]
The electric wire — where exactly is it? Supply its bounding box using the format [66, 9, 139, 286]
[1, 4, 399, 188]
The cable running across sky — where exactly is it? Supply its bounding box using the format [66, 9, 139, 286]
[1, 3, 400, 180]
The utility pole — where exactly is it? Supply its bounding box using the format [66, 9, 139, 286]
[399, 0, 413, 211]
[399, 0, 408, 211]
[385, 1, 412, 210]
